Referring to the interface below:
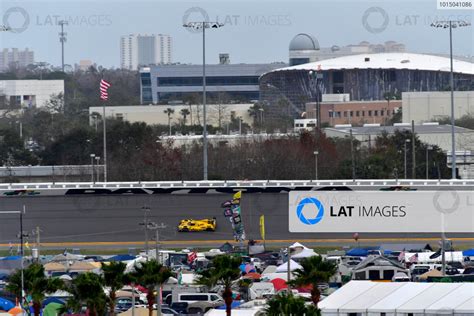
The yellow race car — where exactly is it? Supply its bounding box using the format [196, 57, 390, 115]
[178, 218, 217, 232]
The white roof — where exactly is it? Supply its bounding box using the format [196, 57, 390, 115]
[276, 259, 302, 272]
[403, 251, 464, 263]
[319, 281, 377, 312]
[397, 283, 463, 313]
[368, 283, 433, 313]
[425, 283, 474, 314]
[268, 53, 474, 75]
[289, 242, 307, 249]
[339, 283, 406, 313]
[292, 248, 318, 259]
[456, 297, 474, 313]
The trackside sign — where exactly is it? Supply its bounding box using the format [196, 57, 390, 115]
[289, 191, 474, 233]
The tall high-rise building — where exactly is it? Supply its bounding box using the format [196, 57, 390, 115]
[0, 48, 35, 71]
[120, 34, 172, 70]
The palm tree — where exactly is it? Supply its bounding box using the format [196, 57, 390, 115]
[288, 255, 337, 307]
[102, 261, 129, 316]
[129, 259, 173, 316]
[164, 108, 175, 135]
[265, 292, 320, 316]
[7, 263, 64, 316]
[196, 255, 241, 316]
[180, 108, 190, 126]
[63, 272, 106, 316]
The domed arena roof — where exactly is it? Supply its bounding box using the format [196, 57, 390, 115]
[289, 33, 320, 51]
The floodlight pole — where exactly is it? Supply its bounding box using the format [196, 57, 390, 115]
[431, 20, 471, 179]
[183, 21, 224, 180]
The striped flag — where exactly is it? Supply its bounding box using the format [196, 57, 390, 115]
[99, 79, 111, 101]
[398, 250, 405, 262]
[409, 253, 418, 263]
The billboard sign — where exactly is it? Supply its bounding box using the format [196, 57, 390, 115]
[289, 191, 474, 233]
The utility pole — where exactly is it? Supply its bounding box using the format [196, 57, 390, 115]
[350, 129, 356, 181]
[33, 226, 41, 261]
[140, 206, 151, 260]
[411, 120, 416, 179]
[58, 21, 68, 72]
[287, 246, 291, 287]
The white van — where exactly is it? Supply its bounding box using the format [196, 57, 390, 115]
[176, 293, 224, 305]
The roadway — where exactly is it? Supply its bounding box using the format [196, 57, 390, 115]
[0, 193, 472, 250]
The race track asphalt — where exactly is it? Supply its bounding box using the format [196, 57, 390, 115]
[0, 193, 472, 249]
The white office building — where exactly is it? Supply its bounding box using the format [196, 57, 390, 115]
[120, 34, 172, 70]
[0, 80, 64, 109]
[0, 48, 35, 71]
[402, 91, 474, 123]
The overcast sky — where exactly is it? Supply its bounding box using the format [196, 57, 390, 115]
[1, 0, 473, 68]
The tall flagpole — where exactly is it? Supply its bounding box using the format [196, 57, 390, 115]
[99, 79, 111, 183]
[103, 102, 107, 182]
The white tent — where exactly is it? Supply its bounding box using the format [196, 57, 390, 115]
[289, 242, 307, 249]
[425, 283, 474, 314]
[319, 281, 377, 315]
[455, 297, 474, 314]
[396, 283, 463, 313]
[338, 283, 406, 314]
[276, 259, 302, 273]
[292, 248, 318, 259]
[261, 265, 277, 274]
[368, 283, 432, 316]
[403, 251, 464, 263]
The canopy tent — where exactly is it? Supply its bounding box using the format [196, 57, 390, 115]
[107, 254, 136, 262]
[260, 273, 290, 282]
[455, 297, 474, 314]
[424, 283, 474, 314]
[291, 248, 318, 259]
[125, 256, 147, 273]
[0, 298, 14, 312]
[43, 262, 67, 272]
[367, 283, 432, 315]
[0, 257, 21, 261]
[42, 297, 65, 307]
[396, 283, 463, 313]
[346, 247, 379, 257]
[276, 260, 302, 273]
[418, 269, 443, 280]
[270, 278, 287, 291]
[379, 243, 432, 253]
[338, 283, 406, 313]
[289, 242, 307, 249]
[402, 251, 464, 263]
[7, 306, 24, 316]
[43, 302, 63, 316]
[51, 253, 80, 262]
[463, 249, 474, 256]
[319, 281, 378, 313]
[216, 301, 242, 309]
[68, 261, 97, 272]
[261, 265, 277, 275]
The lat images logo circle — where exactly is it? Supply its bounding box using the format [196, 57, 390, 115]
[182, 7, 209, 34]
[362, 6, 389, 34]
[296, 197, 324, 225]
[3, 7, 29, 33]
